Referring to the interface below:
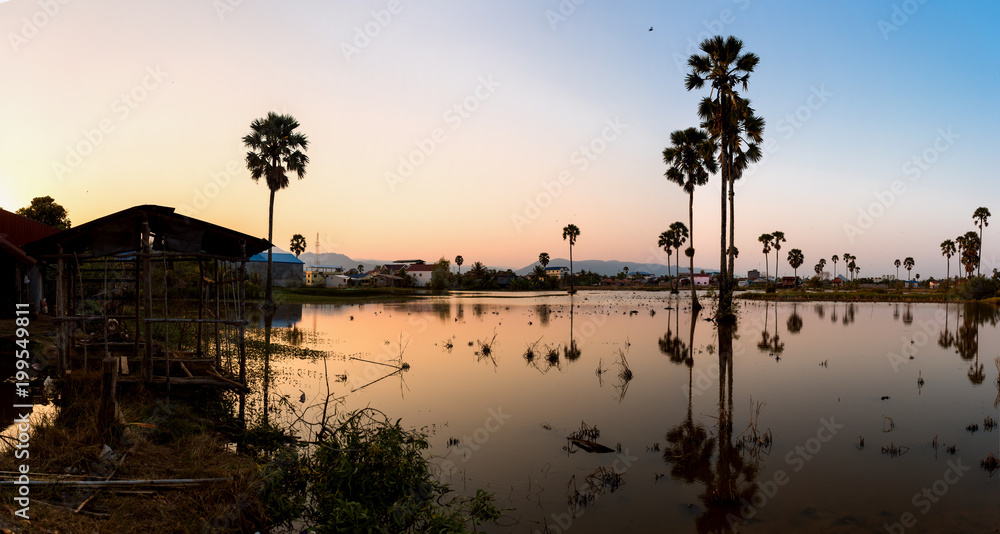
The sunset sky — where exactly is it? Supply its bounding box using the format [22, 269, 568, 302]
[2, 1, 997, 277]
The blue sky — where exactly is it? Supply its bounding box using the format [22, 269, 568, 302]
[1, 0, 997, 277]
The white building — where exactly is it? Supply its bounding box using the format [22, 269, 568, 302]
[405, 264, 435, 287]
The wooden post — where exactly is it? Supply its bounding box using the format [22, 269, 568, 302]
[197, 259, 204, 359]
[214, 259, 221, 368]
[142, 218, 153, 383]
[99, 356, 118, 437]
[56, 246, 67, 375]
[238, 242, 247, 422]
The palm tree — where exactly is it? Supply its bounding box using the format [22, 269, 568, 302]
[670, 221, 689, 294]
[758, 233, 773, 281]
[955, 235, 967, 280]
[455, 255, 464, 275]
[244, 111, 309, 307]
[289, 234, 307, 257]
[538, 252, 550, 270]
[847, 258, 857, 282]
[771, 231, 786, 280]
[831, 255, 839, 279]
[562, 224, 580, 293]
[686, 35, 760, 321]
[787, 248, 804, 281]
[973, 207, 990, 276]
[961, 231, 980, 277]
[814, 263, 823, 277]
[724, 102, 764, 303]
[663, 127, 718, 311]
[941, 239, 956, 281]
[894, 259, 901, 280]
[903, 257, 915, 281]
[659, 230, 675, 286]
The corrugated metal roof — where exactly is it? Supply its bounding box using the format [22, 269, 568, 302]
[0, 208, 58, 247]
[249, 252, 305, 264]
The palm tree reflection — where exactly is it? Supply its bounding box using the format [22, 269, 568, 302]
[665, 319, 763, 532]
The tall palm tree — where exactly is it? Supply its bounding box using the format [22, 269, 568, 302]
[670, 221, 689, 294]
[244, 111, 309, 307]
[787, 248, 804, 281]
[658, 230, 675, 289]
[973, 207, 990, 276]
[664, 127, 718, 311]
[455, 255, 464, 275]
[894, 259, 901, 280]
[538, 252, 550, 270]
[686, 35, 760, 321]
[771, 231, 786, 280]
[562, 224, 580, 293]
[831, 255, 839, 280]
[814, 263, 823, 277]
[758, 233, 773, 281]
[941, 239, 956, 281]
[903, 257, 915, 281]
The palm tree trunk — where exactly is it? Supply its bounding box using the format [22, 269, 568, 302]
[946, 256, 950, 281]
[978, 227, 983, 277]
[265, 188, 275, 308]
[718, 144, 728, 313]
[689, 191, 700, 311]
[569, 244, 574, 293]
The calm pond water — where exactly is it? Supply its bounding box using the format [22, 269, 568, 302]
[249, 291, 1000, 533]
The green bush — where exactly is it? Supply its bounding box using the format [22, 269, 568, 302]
[255, 408, 501, 533]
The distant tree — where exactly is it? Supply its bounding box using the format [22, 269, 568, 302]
[658, 230, 675, 290]
[758, 233, 773, 280]
[531, 264, 546, 281]
[16, 196, 71, 230]
[831, 255, 839, 279]
[847, 258, 857, 282]
[960, 231, 980, 277]
[973, 207, 990, 276]
[358, 264, 364, 272]
[244, 111, 309, 307]
[894, 259, 901, 280]
[813, 263, 823, 277]
[290, 234, 307, 257]
[455, 255, 464, 275]
[787, 248, 804, 280]
[771, 231, 786, 280]
[669, 221, 688, 293]
[940, 239, 956, 281]
[538, 252, 549, 269]
[663, 127, 717, 311]
[429, 258, 452, 290]
[623, 266, 629, 277]
[903, 257, 915, 281]
[562, 224, 580, 293]
[468, 261, 488, 281]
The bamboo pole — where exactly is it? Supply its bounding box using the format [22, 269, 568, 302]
[142, 219, 153, 383]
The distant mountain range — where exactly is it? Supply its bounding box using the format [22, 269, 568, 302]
[297, 252, 717, 278]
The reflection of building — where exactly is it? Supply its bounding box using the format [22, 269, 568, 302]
[248, 252, 305, 287]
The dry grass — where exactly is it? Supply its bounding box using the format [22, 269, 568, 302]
[0, 374, 263, 533]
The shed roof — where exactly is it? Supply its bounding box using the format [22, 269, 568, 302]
[249, 252, 305, 265]
[24, 205, 270, 259]
[0, 208, 58, 247]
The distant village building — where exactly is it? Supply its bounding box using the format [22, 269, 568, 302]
[544, 266, 570, 278]
[305, 265, 342, 286]
[248, 252, 305, 287]
[747, 269, 760, 280]
[0, 208, 57, 314]
[405, 263, 435, 287]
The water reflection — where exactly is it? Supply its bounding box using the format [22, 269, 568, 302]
[665, 319, 762, 533]
[241, 293, 1000, 532]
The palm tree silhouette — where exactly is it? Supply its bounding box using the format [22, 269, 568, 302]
[686, 35, 760, 322]
[941, 239, 956, 281]
[562, 224, 580, 293]
[670, 221, 688, 294]
[894, 259, 901, 281]
[787, 248, 804, 282]
[244, 112, 309, 308]
[771, 231, 786, 280]
[973, 207, 990, 276]
[903, 257, 915, 281]
[663, 127, 718, 311]
[758, 233, 773, 281]
[455, 255, 464, 275]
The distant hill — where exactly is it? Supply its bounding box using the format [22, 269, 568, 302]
[514, 258, 717, 278]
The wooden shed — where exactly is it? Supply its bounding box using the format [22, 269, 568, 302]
[24, 205, 270, 397]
